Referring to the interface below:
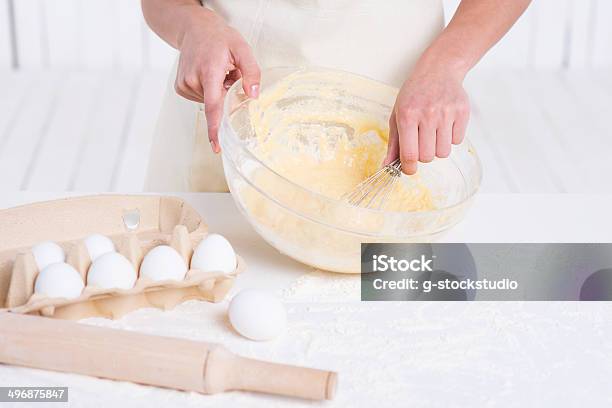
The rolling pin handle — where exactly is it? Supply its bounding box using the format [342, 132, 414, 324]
[204, 345, 337, 400]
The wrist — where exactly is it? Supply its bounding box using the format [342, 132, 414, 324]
[413, 41, 473, 82]
[176, 5, 220, 48]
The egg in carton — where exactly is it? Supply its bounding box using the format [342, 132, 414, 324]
[0, 195, 245, 320]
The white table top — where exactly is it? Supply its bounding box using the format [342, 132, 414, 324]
[1, 192, 612, 407]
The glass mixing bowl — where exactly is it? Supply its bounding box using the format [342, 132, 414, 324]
[220, 67, 482, 273]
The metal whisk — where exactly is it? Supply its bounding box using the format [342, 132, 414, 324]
[342, 158, 402, 209]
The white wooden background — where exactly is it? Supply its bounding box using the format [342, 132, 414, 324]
[1, 0, 611, 71]
[0, 0, 611, 193]
[0, 0, 176, 70]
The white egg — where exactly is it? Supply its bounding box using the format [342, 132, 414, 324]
[84, 234, 115, 262]
[191, 234, 236, 273]
[140, 245, 187, 281]
[31, 241, 65, 271]
[228, 289, 287, 341]
[34, 262, 84, 299]
[87, 252, 137, 290]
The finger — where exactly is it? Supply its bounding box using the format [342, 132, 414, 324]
[436, 120, 453, 158]
[418, 121, 436, 163]
[174, 58, 200, 101]
[223, 69, 242, 90]
[202, 69, 227, 153]
[384, 110, 400, 166]
[205, 101, 223, 153]
[452, 110, 470, 145]
[175, 85, 202, 103]
[175, 74, 203, 102]
[182, 73, 204, 100]
[397, 115, 419, 175]
[232, 43, 261, 98]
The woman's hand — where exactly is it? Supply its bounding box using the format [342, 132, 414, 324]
[382, 0, 533, 175]
[385, 64, 470, 175]
[175, 7, 260, 153]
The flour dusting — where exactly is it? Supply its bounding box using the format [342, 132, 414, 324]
[279, 270, 361, 302]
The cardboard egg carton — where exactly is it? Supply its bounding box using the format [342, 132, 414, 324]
[0, 195, 245, 320]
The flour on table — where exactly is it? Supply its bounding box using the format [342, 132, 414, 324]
[3, 298, 612, 407]
[279, 270, 361, 302]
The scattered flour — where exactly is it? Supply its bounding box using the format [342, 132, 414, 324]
[2, 287, 612, 407]
[279, 270, 361, 302]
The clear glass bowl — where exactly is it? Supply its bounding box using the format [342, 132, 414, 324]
[220, 67, 482, 273]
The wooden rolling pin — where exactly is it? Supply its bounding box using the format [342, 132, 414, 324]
[0, 313, 337, 400]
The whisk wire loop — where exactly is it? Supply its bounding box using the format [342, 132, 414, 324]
[342, 159, 403, 209]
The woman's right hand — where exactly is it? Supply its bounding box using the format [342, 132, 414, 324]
[175, 7, 260, 153]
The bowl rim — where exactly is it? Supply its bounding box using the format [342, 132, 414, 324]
[220, 66, 483, 219]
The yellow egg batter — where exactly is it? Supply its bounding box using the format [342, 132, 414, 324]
[246, 71, 436, 212]
[229, 70, 442, 273]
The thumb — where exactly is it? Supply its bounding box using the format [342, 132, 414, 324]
[233, 42, 261, 98]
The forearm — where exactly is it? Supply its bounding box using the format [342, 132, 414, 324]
[141, 0, 210, 48]
[417, 0, 532, 79]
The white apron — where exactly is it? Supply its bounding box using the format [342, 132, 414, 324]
[145, 0, 445, 192]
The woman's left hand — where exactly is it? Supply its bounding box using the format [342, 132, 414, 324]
[385, 65, 470, 175]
